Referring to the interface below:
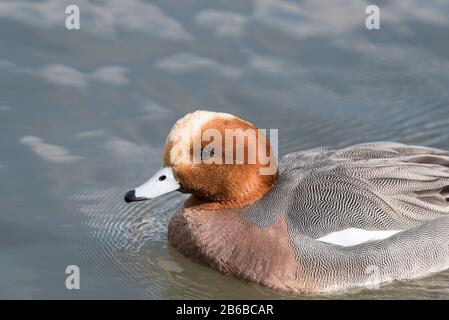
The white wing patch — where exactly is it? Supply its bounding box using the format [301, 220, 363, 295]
[317, 228, 402, 247]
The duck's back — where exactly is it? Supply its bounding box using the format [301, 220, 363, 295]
[239, 142, 449, 291]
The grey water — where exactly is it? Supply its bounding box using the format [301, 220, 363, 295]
[1, 0, 449, 299]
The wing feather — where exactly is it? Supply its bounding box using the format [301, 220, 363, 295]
[280, 142, 449, 237]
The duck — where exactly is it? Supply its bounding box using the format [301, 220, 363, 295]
[124, 110, 449, 293]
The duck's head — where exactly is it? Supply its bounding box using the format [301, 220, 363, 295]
[124, 110, 278, 210]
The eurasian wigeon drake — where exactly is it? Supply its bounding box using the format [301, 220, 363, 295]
[125, 110, 449, 293]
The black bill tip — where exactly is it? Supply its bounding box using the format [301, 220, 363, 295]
[124, 190, 146, 203]
[124, 190, 136, 203]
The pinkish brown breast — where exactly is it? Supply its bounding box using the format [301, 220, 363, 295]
[167, 207, 317, 293]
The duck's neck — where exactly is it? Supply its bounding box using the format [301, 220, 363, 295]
[184, 172, 278, 211]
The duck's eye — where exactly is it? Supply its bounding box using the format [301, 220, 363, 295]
[159, 175, 166, 181]
[201, 148, 215, 161]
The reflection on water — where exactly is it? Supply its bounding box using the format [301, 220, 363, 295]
[1, 0, 449, 299]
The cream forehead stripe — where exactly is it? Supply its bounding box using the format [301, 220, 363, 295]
[165, 111, 238, 164]
[167, 110, 237, 141]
